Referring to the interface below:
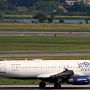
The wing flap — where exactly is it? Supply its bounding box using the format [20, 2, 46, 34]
[37, 73, 58, 78]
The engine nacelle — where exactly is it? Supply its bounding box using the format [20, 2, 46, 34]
[68, 76, 90, 85]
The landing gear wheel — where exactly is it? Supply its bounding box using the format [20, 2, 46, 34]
[39, 81, 46, 88]
[54, 83, 61, 89]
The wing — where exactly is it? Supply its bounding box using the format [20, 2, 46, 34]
[50, 68, 74, 78]
[37, 73, 59, 78]
[37, 68, 74, 78]
[37, 68, 85, 79]
[37, 68, 86, 84]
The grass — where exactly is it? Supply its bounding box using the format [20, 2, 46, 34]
[54, 15, 90, 19]
[0, 36, 90, 51]
[1, 56, 90, 60]
[3, 15, 33, 19]
[0, 77, 41, 85]
[0, 23, 90, 31]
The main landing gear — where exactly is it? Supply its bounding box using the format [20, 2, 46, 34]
[54, 83, 61, 89]
[39, 82, 61, 89]
[39, 81, 46, 88]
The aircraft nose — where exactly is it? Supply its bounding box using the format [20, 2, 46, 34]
[0, 63, 6, 73]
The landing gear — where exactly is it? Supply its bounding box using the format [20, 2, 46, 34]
[39, 81, 46, 88]
[54, 83, 61, 89]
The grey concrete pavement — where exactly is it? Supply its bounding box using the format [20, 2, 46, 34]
[0, 31, 90, 37]
[0, 85, 90, 90]
[0, 51, 90, 57]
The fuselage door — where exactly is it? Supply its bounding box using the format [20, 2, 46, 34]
[0, 63, 6, 73]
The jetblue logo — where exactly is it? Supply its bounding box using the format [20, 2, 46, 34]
[78, 62, 90, 71]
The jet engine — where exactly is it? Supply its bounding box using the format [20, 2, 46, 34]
[68, 76, 90, 85]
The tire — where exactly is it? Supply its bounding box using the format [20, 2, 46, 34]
[39, 82, 46, 88]
[54, 83, 61, 89]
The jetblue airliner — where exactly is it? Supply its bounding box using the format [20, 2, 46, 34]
[0, 59, 90, 88]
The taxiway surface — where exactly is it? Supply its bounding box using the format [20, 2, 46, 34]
[0, 51, 90, 57]
[0, 31, 90, 37]
[0, 85, 90, 90]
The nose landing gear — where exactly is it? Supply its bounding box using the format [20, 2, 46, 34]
[39, 81, 46, 88]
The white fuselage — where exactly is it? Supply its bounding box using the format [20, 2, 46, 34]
[0, 60, 90, 78]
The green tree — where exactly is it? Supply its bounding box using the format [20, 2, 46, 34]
[64, 1, 86, 12]
[59, 19, 64, 23]
[85, 19, 88, 24]
[0, 0, 8, 11]
[33, 13, 47, 23]
[7, 0, 39, 7]
[48, 15, 54, 23]
[33, 1, 61, 12]
[0, 14, 3, 20]
[8, 3, 16, 10]
[72, 1, 86, 12]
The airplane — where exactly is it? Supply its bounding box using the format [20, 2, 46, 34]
[0, 59, 90, 89]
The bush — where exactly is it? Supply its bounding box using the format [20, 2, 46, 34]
[48, 15, 54, 23]
[85, 19, 88, 24]
[33, 13, 47, 23]
[59, 19, 64, 23]
[0, 14, 3, 20]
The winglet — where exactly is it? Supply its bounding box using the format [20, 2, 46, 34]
[64, 68, 69, 72]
